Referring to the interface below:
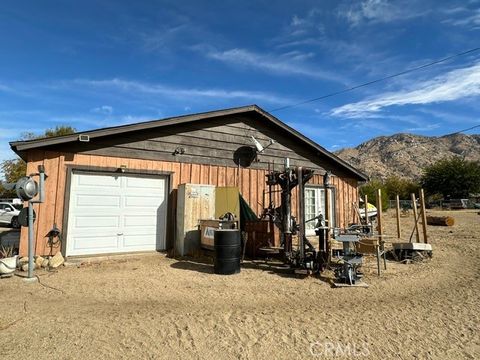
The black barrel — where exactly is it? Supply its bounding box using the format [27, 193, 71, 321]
[214, 229, 241, 275]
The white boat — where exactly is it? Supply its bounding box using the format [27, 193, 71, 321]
[358, 200, 377, 219]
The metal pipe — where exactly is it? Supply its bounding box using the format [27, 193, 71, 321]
[282, 189, 291, 235]
[37, 169, 45, 203]
[297, 167, 305, 262]
[28, 201, 34, 279]
[26, 165, 46, 280]
[325, 187, 331, 252]
[281, 170, 292, 253]
[268, 162, 272, 206]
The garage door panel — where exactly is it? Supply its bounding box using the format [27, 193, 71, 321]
[122, 225, 157, 235]
[125, 176, 165, 189]
[66, 172, 167, 256]
[124, 195, 164, 208]
[123, 234, 157, 248]
[75, 216, 120, 228]
[70, 235, 119, 251]
[124, 215, 159, 227]
[77, 173, 120, 187]
[76, 194, 121, 207]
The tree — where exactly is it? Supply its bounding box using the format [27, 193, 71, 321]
[359, 179, 389, 211]
[0, 126, 76, 197]
[384, 176, 420, 200]
[421, 157, 480, 198]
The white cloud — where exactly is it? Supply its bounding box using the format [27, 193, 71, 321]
[338, 0, 427, 26]
[0, 82, 30, 97]
[404, 123, 441, 132]
[442, 9, 480, 28]
[204, 47, 345, 83]
[73, 78, 295, 104]
[288, 9, 325, 36]
[119, 114, 153, 124]
[0, 127, 25, 140]
[0, 83, 13, 93]
[270, 9, 326, 49]
[418, 108, 480, 124]
[91, 105, 113, 115]
[331, 62, 480, 118]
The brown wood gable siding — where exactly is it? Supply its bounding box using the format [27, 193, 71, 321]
[48, 115, 355, 178]
[19, 151, 358, 256]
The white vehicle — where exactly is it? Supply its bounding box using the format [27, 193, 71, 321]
[0, 202, 21, 228]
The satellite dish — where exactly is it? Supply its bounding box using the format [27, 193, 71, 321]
[250, 136, 275, 153]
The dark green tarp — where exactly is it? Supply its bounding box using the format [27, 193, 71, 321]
[239, 194, 258, 230]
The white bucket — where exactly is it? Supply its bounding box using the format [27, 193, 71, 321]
[0, 255, 18, 275]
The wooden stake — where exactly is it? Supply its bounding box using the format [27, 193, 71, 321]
[395, 194, 401, 239]
[376, 189, 386, 271]
[364, 194, 369, 226]
[419, 188, 428, 243]
[411, 193, 420, 243]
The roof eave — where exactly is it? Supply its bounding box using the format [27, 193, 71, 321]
[9, 104, 368, 181]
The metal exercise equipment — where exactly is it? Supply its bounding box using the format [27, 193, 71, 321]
[333, 234, 364, 286]
[264, 159, 331, 272]
[262, 158, 369, 286]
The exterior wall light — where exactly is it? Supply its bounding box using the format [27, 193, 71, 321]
[173, 147, 186, 155]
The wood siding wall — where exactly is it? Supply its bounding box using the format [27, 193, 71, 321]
[19, 151, 359, 256]
[48, 115, 356, 177]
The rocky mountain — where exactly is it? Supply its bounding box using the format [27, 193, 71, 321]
[335, 133, 480, 180]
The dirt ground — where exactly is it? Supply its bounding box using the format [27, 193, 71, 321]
[1, 210, 479, 359]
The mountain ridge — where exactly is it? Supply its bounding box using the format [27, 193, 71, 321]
[334, 133, 480, 180]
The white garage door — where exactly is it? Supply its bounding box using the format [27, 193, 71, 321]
[66, 171, 168, 256]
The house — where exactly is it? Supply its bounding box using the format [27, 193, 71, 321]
[10, 105, 367, 257]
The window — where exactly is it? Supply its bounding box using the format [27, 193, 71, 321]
[304, 187, 336, 235]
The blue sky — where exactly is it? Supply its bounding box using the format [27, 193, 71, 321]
[1, 0, 480, 166]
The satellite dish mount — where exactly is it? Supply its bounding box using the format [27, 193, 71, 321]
[250, 136, 275, 154]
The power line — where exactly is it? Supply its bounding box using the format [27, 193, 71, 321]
[444, 123, 480, 136]
[269, 46, 480, 112]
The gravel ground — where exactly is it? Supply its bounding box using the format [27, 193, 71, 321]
[0, 210, 479, 359]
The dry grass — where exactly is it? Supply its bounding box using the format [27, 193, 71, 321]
[0, 210, 478, 359]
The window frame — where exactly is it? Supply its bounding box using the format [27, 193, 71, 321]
[304, 186, 336, 236]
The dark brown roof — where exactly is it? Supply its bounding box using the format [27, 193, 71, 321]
[10, 105, 368, 181]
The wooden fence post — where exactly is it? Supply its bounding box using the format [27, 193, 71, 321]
[376, 189, 386, 271]
[364, 194, 368, 226]
[396, 194, 401, 239]
[411, 193, 420, 243]
[419, 189, 428, 243]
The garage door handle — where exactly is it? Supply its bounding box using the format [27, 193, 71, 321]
[117, 233, 123, 235]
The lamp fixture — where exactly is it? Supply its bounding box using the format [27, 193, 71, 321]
[173, 147, 186, 155]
